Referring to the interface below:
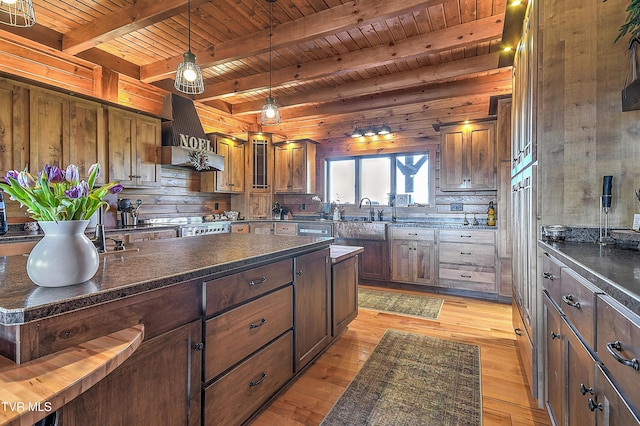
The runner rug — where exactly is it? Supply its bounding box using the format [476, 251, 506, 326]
[358, 288, 444, 320]
[320, 329, 482, 426]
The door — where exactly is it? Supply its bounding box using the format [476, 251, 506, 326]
[466, 123, 495, 190]
[441, 128, 465, 189]
[390, 239, 413, 283]
[108, 108, 136, 187]
[30, 88, 69, 171]
[68, 99, 105, 185]
[414, 239, 436, 285]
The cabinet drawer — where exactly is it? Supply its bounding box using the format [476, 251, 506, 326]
[205, 285, 293, 380]
[439, 229, 495, 244]
[230, 224, 249, 234]
[390, 227, 435, 240]
[596, 295, 640, 412]
[204, 259, 293, 316]
[204, 331, 294, 426]
[274, 222, 297, 235]
[439, 265, 496, 292]
[559, 268, 598, 348]
[439, 242, 495, 266]
[542, 253, 563, 305]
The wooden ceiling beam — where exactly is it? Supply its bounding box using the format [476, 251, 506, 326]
[140, 0, 445, 83]
[61, 0, 212, 55]
[230, 53, 505, 115]
[197, 14, 505, 101]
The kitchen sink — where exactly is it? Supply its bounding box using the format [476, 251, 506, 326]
[333, 221, 387, 240]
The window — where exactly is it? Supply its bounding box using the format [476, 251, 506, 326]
[326, 152, 431, 206]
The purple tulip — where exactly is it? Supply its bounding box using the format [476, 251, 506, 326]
[17, 171, 35, 189]
[109, 183, 124, 194]
[65, 164, 79, 183]
[78, 181, 90, 197]
[64, 186, 81, 199]
[88, 163, 101, 178]
[42, 165, 65, 184]
[3, 170, 18, 183]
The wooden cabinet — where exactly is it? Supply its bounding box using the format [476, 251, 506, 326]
[274, 140, 316, 194]
[438, 229, 496, 293]
[0, 78, 29, 176]
[201, 133, 245, 193]
[230, 223, 249, 234]
[594, 364, 640, 425]
[440, 121, 496, 191]
[107, 107, 161, 188]
[251, 222, 274, 235]
[0, 240, 38, 256]
[242, 133, 273, 219]
[126, 229, 177, 243]
[543, 294, 565, 426]
[389, 227, 436, 285]
[274, 222, 297, 235]
[294, 248, 330, 372]
[331, 253, 358, 338]
[30, 87, 106, 184]
[334, 238, 389, 281]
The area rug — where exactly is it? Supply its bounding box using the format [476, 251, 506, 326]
[321, 329, 482, 426]
[358, 288, 444, 320]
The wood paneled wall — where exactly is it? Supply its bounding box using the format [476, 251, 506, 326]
[538, 0, 640, 227]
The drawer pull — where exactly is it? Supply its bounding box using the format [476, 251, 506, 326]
[542, 272, 555, 280]
[249, 372, 267, 387]
[460, 274, 472, 278]
[588, 398, 603, 412]
[248, 277, 267, 286]
[561, 294, 581, 308]
[408, 233, 418, 236]
[580, 383, 593, 396]
[550, 331, 561, 340]
[606, 341, 640, 370]
[514, 328, 522, 336]
[249, 318, 267, 329]
[460, 252, 472, 255]
[460, 235, 472, 238]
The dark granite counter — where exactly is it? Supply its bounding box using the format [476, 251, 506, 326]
[539, 240, 640, 316]
[0, 234, 332, 325]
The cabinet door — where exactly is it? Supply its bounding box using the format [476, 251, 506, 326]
[107, 108, 136, 187]
[359, 240, 389, 281]
[441, 128, 465, 189]
[544, 294, 565, 426]
[594, 364, 640, 426]
[215, 136, 244, 193]
[248, 193, 272, 219]
[294, 248, 330, 371]
[565, 322, 596, 426]
[0, 79, 29, 175]
[332, 255, 358, 337]
[466, 123, 495, 190]
[60, 320, 202, 426]
[135, 114, 161, 188]
[68, 98, 105, 185]
[414, 239, 436, 285]
[273, 144, 291, 193]
[29, 88, 69, 171]
[390, 239, 413, 283]
[288, 142, 307, 193]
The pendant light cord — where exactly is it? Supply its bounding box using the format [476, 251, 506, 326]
[269, 0, 273, 98]
[188, 0, 192, 52]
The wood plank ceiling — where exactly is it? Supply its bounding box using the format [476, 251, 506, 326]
[3, 0, 517, 145]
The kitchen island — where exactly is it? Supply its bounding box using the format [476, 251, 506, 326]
[0, 234, 337, 426]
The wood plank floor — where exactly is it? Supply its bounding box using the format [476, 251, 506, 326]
[251, 285, 551, 426]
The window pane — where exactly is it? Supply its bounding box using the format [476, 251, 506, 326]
[361, 157, 391, 205]
[396, 154, 429, 204]
[328, 159, 355, 204]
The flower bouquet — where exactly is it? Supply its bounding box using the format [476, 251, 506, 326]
[0, 163, 123, 287]
[0, 163, 123, 222]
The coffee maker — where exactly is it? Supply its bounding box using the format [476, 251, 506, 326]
[117, 198, 142, 226]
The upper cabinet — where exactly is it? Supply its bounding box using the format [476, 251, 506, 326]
[29, 87, 106, 184]
[107, 107, 161, 188]
[274, 140, 316, 194]
[440, 121, 496, 191]
[0, 78, 29, 176]
[201, 133, 245, 193]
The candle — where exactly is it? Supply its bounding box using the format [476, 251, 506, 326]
[602, 176, 613, 208]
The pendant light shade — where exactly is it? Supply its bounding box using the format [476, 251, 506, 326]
[175, 0, 204, 95]
[261, 0, 280, 125]
[0, 0, 36, 28]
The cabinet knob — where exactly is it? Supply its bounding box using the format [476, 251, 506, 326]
[296, 270, 303, 276]
[514, 328, 523, 336]
[550, 331, 561, 340]
[248, 276, 267, 286]
[588, 398, 603, 412]
[249, 372, 267, 387]
[580, 383, 593, 395]
[192, 342, 204, 351]
[542, 272, 555, 280]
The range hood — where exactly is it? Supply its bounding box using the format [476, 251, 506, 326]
[161, 94, 224, 171]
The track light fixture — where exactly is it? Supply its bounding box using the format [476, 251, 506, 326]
[175, 0, 204, 95]
[350, 123, 392, 138]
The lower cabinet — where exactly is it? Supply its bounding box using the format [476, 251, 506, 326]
[332, 254, 358, 337]
[334, 238, 388, 281]
[389, 227, 436, 285]
[59, 320, 202, 426]
[204, 331, 294, 426]
[294, 247, 331, 371]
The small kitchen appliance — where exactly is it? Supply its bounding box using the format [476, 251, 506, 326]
[117, 198, 142, 227]
[395, 194, 412, 207]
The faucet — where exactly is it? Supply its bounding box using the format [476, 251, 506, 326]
[358, 197, 375, 222]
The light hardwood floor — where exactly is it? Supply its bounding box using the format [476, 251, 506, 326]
[251, 285, 551, 426]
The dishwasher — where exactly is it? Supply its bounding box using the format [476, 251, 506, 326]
[296, 222, 333, 237]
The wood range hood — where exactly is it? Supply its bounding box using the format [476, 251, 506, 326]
[160, 94, 224, 172]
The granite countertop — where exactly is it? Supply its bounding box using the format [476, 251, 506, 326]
[0, 224, 179, 243]
[329, 245, 364, 263]
[0, 234, 333, 325]
[539, 240, 640, 316]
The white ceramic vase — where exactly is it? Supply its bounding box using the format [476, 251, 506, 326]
[27, 220, 100, 287]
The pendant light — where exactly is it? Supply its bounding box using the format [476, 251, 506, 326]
[174, 0, 204, 95]
[0, 0, 36, 28]
[261, 0, 280, 125]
